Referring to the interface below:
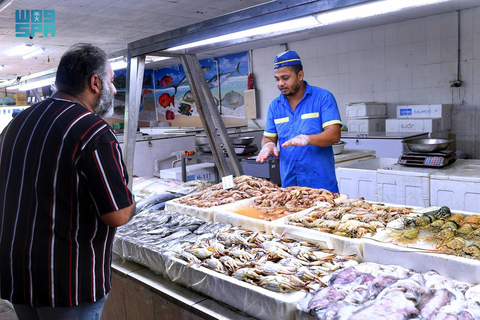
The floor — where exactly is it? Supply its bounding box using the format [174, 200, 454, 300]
[0, 299, 17, 320]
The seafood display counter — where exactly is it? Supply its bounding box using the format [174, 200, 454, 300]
[113, 175, 480, 320]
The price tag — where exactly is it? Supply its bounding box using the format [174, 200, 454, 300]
[222, 175, 235, 190]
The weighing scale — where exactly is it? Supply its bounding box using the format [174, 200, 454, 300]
[398, 150, 457, 167]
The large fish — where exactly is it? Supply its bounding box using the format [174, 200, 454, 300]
[172, 66, 210, 94]
[222, 90, 244, 110]
[158, 93, 174, 108]
[207, 62, 243, 89]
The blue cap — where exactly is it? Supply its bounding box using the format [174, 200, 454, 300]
[273, 50, 302, 69]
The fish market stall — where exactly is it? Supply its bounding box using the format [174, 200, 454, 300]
[110, 175, 480, 320]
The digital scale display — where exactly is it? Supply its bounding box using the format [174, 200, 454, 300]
[424, 156, 445, 166]
[398, 151, 456, 167]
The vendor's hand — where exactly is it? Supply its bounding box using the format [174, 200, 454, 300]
[256, 142, 279, 163]
[282, 134, 310, 147]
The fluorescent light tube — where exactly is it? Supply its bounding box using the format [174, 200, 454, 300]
[167, 16, 319, 51]
[110, 60, 128, 70]
[23, 48, 45, 59]
[315, 0, 452, 25]
[10, 77, 55, 91]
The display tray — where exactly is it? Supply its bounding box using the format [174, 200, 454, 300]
[164, 199, 214, 221]
[212, 198, 320, 234]
[363, 239, 480, 284]
[163, 255, 307, 320]
[113, 238, 168, 276]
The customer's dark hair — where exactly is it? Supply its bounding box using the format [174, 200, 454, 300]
[55, 43, 108, 95]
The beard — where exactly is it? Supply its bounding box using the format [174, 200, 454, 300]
[280, 80, 301, 97]
[93, 78, 114, 118]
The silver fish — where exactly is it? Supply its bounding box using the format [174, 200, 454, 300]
[221, 90, 244, 110]
[207, 62, 243, 89]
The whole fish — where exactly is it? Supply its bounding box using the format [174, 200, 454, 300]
[160, 229, 192, 242]
[172, 66, 210, 94]
[207, 62, 243, 89]
[221, 90, 244, 110]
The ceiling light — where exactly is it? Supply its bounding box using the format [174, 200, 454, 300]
[9, 77, 55, 91]
[0, 65, 4, 69]
[315, 0, 452, 25]
[166, 0, 454, 52]
[110, 58, 128, 71]
[7, 44, 35, 56]
[167, 16, 320, 51]
[23, 48, 45, 59]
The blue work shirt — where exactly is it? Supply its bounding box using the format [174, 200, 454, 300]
[264, 81, 342, 192]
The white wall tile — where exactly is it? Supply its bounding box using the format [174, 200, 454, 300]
[372, 27, 385, 48]
[348, 29, 372, 51]
[441, 36, 459, 62]
[425, 16, 441, 41]
[384, 24, 398, 47]
[472, 32, 480, 59]
[384, 67, 400, 91]
[411, 65, 428, 89]
[317, 34, 338, 56]
[411, 20, 426, 43]
[372, 47, 385, 70]
[397, 22, 412, 45]
[426, 39, 442, 64]
[338, 35, 350, 54]
[460, 8, 474, 35]
[440, 12, 458, 39]
[397, 67, 412, 90]
[349, 50, 373, 73]
[385, 45, 399, 68]
[372, 70, 386, 92]
[473, 6, 480, 33]
[411, 42, 427, 66]
[338, 53, 350, 74]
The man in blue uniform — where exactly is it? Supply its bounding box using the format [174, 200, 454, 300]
[256, 50, 342, 192]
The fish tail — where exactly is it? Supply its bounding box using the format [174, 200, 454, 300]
[235, 62, 244, 76]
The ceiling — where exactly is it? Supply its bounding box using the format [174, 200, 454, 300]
[1, 0, 480, 88]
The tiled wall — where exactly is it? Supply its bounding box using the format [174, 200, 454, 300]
[251, 7, 480, 159]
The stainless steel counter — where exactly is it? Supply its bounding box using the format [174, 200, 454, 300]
[341, 132, 429, 139]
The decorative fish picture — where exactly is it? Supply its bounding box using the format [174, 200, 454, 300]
[153, 51, 249, 124]
[158, 93, 174, 108]
[157, 75, 174, 88]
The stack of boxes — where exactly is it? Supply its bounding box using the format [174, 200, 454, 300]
[386, 104, 452, 138]
[12, 93, 27, 106]
[345, 102, 387, 133]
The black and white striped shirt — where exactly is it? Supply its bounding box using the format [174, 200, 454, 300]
[0, 98, 134, 307]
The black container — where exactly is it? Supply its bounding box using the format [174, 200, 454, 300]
[241, 156, 281, 186]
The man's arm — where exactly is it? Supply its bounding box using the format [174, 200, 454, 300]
[256, 136, 279, 162]
[100, 203, 135, 227]
[282, 124, 341, 148]
[305, 124, 341, 147]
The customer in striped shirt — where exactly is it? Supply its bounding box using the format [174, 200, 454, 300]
[0, 43, 135, 320]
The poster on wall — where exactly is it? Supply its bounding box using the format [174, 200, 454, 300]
[111, 69, 156, 123]
[109, 51, 249, 127]
[154, 51, 249, 127]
